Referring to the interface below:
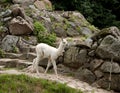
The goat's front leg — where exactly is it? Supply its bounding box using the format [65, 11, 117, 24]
[44, 59, 51, 74]
[51, 60, 58, 78]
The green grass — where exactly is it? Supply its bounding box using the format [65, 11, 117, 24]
[0, 74, 83, 93]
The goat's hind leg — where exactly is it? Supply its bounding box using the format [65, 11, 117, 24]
[22, 58, 36, 72]
[28, 58, 36, 73]
[34, 57, 41, 76]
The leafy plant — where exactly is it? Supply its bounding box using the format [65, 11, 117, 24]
[34, 21, 56, 46]
[12, 45, 19, 53]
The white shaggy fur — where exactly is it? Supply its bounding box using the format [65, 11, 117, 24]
[33, 39, 68, 77]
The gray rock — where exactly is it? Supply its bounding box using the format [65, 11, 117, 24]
[64, 46, 88, 68]
[1, 35, 19, 52]
[5, 53, 22, 59]
[2, 17, 12, 22]
[94, 70, 103, 78]
[96, 35, 120, 62]
[67, 27, 79, 37]
[76, 68, 96, 84]
[11, 5, 33, 26]
[69, 22, 76, 27]
[96, 74, 120, 91]
[16, 36, 37, 53]
[54, 26, 67, 37]
[91, 42, 98, 49]
[101, 62, 120, 73]
[91, 26, 120, 41]
[90, 59, 103, 71]
[81, 27, 92, 36]
[0, 9, 12, 17]
[84, 38, 93, 47]
[19, 53, 36, 61]
[57, 64, 72, 74]
[9, 16, 33, 35]
[0, 58, 32, 69]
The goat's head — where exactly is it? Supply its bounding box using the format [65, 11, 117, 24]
[61, 38, 68, 47]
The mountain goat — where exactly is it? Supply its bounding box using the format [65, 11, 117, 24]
[33, 38, 68, 77]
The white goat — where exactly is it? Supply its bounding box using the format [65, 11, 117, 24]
[33, 38, 68, 77]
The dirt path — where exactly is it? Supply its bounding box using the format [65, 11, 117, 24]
[0, 69, 114, 93]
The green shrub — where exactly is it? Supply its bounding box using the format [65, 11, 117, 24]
[0, 0, 12, 3]
[51, 0, 120, 29]
[34, 21, 56, 46]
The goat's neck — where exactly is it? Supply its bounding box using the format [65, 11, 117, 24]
[57, 42, 65, 55]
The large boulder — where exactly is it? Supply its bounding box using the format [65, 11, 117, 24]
[92, 26, 120, 41]
[9, 16, 33, 35]
[1, 35, 19, 52]
[101, 61, 120, 73]
[96, 74, 120, 91]
[75, 68, 96, 84]
[64, 46, 88, 68]
[11, 5, 33, 27]
[95, 35, 120, 62]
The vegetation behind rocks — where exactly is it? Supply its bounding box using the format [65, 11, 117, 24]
[51, 0, 120, 29]
[34, 21, 56, 46]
